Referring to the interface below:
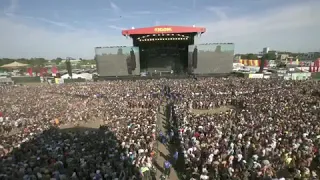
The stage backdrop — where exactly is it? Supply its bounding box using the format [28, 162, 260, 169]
[188, 43, 234, 74]
[95, 46, 140, 76]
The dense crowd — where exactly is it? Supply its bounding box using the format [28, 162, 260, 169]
[169, 79, 320, 179]
[0, 81, 162, 179]
[0, 78, 319, 180]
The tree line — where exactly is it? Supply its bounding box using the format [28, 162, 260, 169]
[240, 52, 277, 60]
[240, 52, 320, 61]
[0, 58, 96, 67]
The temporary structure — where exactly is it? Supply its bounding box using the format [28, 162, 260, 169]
[0, 61, 29, 69]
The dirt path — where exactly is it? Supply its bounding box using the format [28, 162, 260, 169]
[154, 105, 179, 180]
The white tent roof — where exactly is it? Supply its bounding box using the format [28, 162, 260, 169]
[0, 61, 28, 68]
[61, 73, 92, 80]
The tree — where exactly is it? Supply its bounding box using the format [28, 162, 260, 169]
[263, 52, 277, 60]
[277, 62, 286, 68]
[55, 57, 63, 65]
[75, 64, 82, 69]
[30, 58, 46, 67]
[246, 53, 258, 60]
[240, 54, 247, 59]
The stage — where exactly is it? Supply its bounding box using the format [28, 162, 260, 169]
[95, 25, 235, 77]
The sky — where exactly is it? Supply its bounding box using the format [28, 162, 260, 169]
[0, 0, 319, 59]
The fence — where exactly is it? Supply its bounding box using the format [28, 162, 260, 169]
[311, 72, 320, 80]
[0, 78, 14, 84]
[11, 76, 41, 83]
[63, 78, 86, 83]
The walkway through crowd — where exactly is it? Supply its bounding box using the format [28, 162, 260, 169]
[154, 104, 179, 180]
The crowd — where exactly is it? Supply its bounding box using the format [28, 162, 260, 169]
[0, 81, 162, 179]
[169, 78, 320, 179]
[0, 78, 319, 180]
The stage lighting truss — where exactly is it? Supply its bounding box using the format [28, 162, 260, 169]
[137, 33, 190, 42]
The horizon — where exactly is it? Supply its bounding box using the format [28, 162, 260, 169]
[0, 0, 319, 59]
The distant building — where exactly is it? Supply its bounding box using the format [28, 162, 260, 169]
[262, 47, 270, 54]
[233, 55, 241, 62]
[61, 59, 81, 65]
[298, 52, 320, 61]
[280, 54, 290, 60]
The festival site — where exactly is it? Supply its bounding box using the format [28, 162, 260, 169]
[1, 1, 320, 180]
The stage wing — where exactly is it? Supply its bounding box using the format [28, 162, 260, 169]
[191, 43, 234, 74]
[95, 46, 140, 76]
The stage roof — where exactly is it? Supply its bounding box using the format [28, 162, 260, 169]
[122, 25, 206, 36]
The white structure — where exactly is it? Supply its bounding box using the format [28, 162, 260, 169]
[61, 59, 81, 65]
[61, 73, 93, 80]
[262, 47, 270, 54]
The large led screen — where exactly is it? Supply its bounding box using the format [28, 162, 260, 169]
[95, 46, 140, 76]
[188, 43, 234, 74]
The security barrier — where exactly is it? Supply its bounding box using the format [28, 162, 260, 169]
[311, 72, 320, 80]
[63, 78, 86, 83]
[11, 76, 41, 83]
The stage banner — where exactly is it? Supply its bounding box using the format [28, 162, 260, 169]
[190, 43, 234, 74]
[95, 46, 140, 76]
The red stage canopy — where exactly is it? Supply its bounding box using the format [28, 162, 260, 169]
[122, 25, 206, 36]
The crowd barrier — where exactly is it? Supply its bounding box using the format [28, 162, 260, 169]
[0, 78, 14, 84]
[311, 72, 320, 80]
[63, 78, 86, 83]
[11, 76, 41, 83]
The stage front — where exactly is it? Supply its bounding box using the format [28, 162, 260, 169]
[95, 25, 234, 77]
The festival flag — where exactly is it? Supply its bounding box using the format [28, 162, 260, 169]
[300, 62, 304, 72]
[27, 68, 33, 76]
[39, 67, 48, 77]
[316, 58, 320, 72]
[311, 62, 315, 72]
[52, 66, 58, 76]
[40, 68, 44, 77]
[264, 60, 269, 68]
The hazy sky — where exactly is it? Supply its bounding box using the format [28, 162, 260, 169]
[0, 0, 319, 59]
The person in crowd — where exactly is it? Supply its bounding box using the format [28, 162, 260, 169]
[164, 160, 171, 177]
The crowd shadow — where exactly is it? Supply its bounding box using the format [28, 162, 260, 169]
[0, 125, 148, 180]
[153, 160, 165, 174]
